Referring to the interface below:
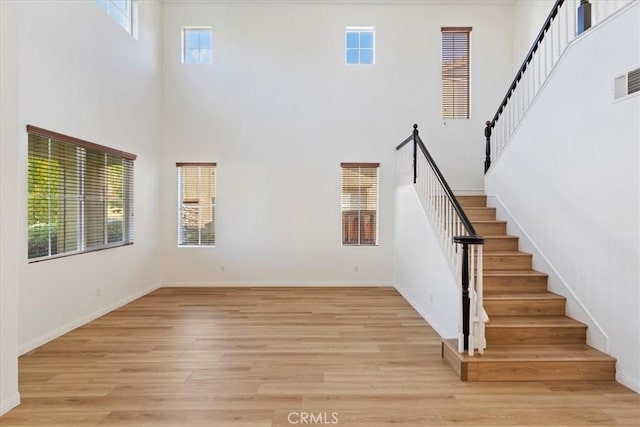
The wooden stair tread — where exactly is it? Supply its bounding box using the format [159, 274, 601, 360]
[442, 339, 615, 362]
[473, 220, 507, 224]
[484, 293, 565, 301]
[484, 251, 531, 256]
[487, 316, 586, 328]
[484, 270, 548, 277]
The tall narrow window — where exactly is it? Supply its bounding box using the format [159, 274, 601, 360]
[95, 0, 133, 34]
[442, 27, 471, 119]
[341, 163, 379, 246]
[27, 126, 135, 262]
[182, 27, 213, 64]
[345, 27, 375, 65]
[177, 163, 216, 246]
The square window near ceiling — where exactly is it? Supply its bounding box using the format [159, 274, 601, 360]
[345, 27, 375, 65]
[183, 27, 213, 64]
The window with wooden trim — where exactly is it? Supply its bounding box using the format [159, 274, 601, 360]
[341, 163, 379, 246]
[95, 0, 133, 34]
[27, 126, 135, 262]
[442, 27, 471, 119]
[177, 163, 216, 246]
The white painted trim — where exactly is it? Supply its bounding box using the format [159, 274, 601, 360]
[486, 195, 610, 353]
[394, 283, 454, 340]
[162, 281, 393, 287]
[0, 392, 20, 416]
[486, 0, 639, 176]
[18, 282, 161, 356]
[617, 370, 640, 394]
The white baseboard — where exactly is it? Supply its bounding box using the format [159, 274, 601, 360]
[162, 281, 393, 288]
[486, 195, 609, 353]
[18, 282, 161, 356]
[0, 392, 20, 416]
[616, 371, 640, 394]
[394, 284, 454, 341]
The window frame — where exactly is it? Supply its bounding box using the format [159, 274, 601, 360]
[176, 163, 217, 247]
[182, 27, 213, 65]
[340, 162, 380, 247]
[95, 0, 134, 34]
[26, 125, 136, 263]
[345, 27, 376, 65]
[441, 26, 472, 120]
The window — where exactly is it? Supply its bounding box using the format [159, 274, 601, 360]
[182, 28, 213, 64]
[341, 163, 379, 246]
[442, 27, 471, 119]
[95, 0, 133, 34]
[177, 163, 216, 246]
[345, 27, 375, 65]
[27, 126, 135, 262]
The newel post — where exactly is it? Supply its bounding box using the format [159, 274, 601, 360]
[460, 242, 471, 351]
[412, 124, 418, 184]
[484, 121, 492, 174]
[577, 0, 592, 34]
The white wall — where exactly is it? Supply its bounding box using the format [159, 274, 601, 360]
[486, 3, 640, 392]
[10, 1, 163, 353]
[0, 0, 21, 416]
[160, 1, 514, 286]
[394, 185, 459, 338]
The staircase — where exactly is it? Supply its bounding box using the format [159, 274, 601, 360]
[442, 195, 616, 382]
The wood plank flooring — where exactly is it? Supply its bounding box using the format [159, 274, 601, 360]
[1, 287, 638, 426]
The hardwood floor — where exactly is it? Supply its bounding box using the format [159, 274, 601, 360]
[1, 287, 638, 426]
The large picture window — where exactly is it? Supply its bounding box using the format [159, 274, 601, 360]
[27, 126, 135, 262]
[341, 163, 379, 246]
[177, 163, 216, 246]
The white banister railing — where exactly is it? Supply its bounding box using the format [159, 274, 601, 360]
[485, 0, 635, 171]
[397, 126, 487, 356]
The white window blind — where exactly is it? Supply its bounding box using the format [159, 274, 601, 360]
[341, 163, 379, 246]
[442, 27, 471, 119]
[177, 163, 216, 246]
[27, 125, 135, 262]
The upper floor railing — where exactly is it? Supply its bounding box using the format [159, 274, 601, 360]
[397, 125, 486, 355]
[484, 0, 635, 172]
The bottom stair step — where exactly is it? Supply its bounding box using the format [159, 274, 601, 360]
[442, 339, 616, 382]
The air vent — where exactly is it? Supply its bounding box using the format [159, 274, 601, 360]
[614, 67, 640, 100]
[628, 68, 640, 95]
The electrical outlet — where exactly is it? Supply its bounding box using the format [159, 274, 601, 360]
[220, 265, 225, 273]
[96, 288, 102, 297]
[354, 265, 359, 272]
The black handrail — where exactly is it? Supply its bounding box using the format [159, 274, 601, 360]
[397, 124, 484, 352]
[488, 0, 565, 127]
[484, 0, 567, 173]
[397, 124, 483, 242]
